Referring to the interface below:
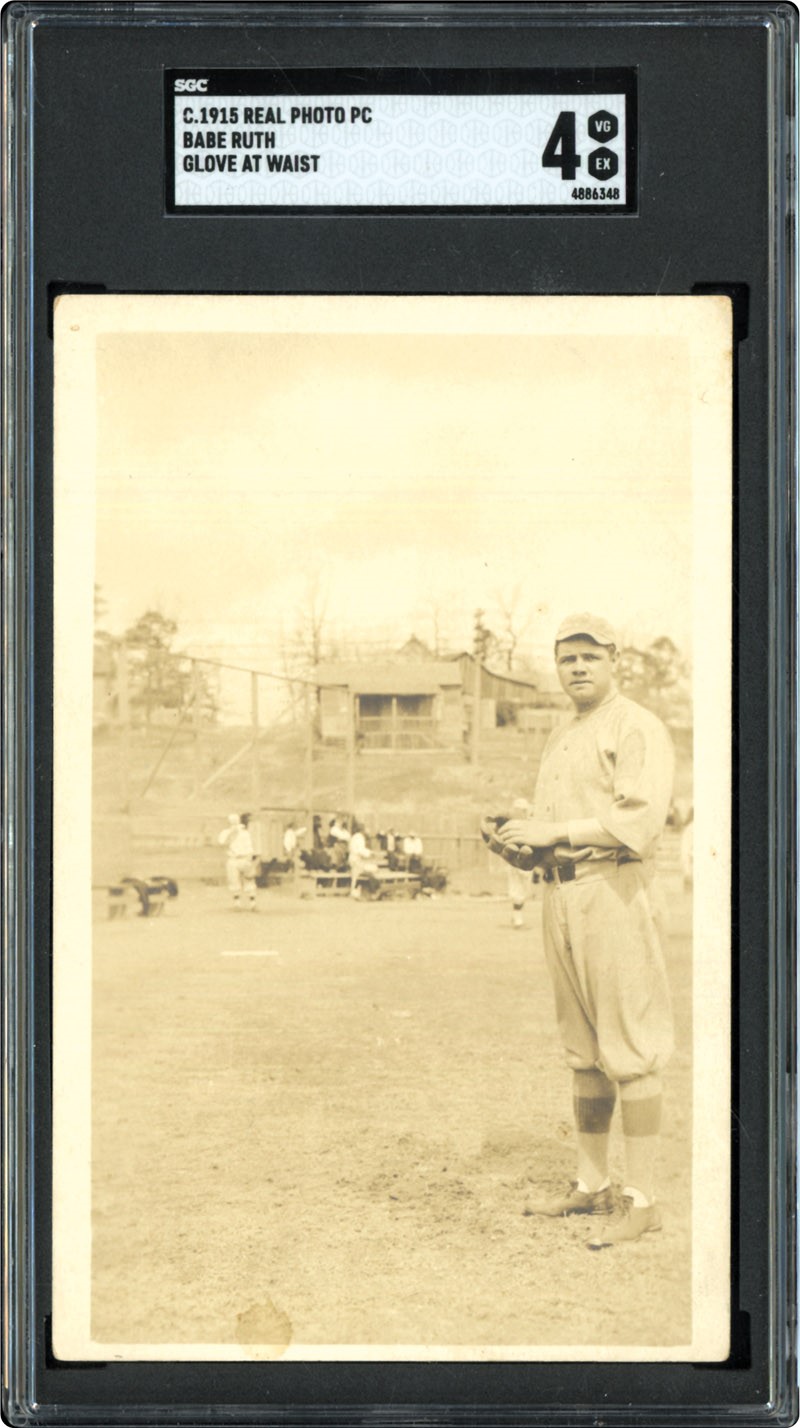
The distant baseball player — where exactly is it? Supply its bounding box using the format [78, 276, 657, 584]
[507, 798, 536, 928]
[348, 821, 379, 899]
[495, 614, 675, 1247]
[218, 811, 257, 911]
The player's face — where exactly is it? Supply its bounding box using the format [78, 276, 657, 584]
[555, 638, 616, 710]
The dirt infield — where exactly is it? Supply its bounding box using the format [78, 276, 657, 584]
[91, 884, 692, 1353]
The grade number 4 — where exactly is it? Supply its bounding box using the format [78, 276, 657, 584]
[542, 110, 620, 183]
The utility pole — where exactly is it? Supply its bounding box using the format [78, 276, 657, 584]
[250, 671, 260, 810]
[304, 679, 314, 834]
[117, 642, 131, 811]
[471, 608, 487, 767]
[345, 686, 356, 822]
[471, 654, 482, 766]
[191, 659, 202, 800]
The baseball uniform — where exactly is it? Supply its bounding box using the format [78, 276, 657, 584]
[533, 689, 675, 1082]
[218, 817, 256, 906]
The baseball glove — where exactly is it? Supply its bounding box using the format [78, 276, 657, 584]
[480, 815, 544, 872]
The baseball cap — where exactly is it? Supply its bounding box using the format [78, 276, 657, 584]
[554, 613, 618, 648]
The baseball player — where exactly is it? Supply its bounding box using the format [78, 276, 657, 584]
[348, 820, 379, 899]
[494, 614, 675, 1247]
[218, 811, 257, 911]
[507, 798, 536, 928]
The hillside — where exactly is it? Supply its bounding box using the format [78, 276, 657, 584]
[94, 718, 692, 822]
[92, 720, 691, 889]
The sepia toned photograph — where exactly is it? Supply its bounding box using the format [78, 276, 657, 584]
[52, 294, 731, 1363]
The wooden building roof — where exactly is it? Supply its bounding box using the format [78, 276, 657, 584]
[314, 662, 462, 696]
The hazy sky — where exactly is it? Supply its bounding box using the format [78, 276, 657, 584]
[95, 325, 693, 658]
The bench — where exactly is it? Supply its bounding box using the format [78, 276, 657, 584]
[366, 870, 422, 900]
[300, 869, 421, 900]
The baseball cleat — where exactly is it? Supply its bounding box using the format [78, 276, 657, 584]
[523, 1182, 615, 1218]
[586, 1196, 662, 1248]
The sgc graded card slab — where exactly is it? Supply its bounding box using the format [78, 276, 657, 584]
[2, 4, 797, 1426]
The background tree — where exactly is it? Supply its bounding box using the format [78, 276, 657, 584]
[418, 588, 460, 658]
[295, 573, 331, 671]
[473, 608, 498, 663]
[124, 609, 217, 725]
[491, 584, 532, 672]
[616, 635, 692, 729]
[279, 574, 339, 729]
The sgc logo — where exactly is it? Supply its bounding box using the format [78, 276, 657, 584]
[174, 78, 208, 93]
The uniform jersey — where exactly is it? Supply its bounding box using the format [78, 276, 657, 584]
[533, 690, 674, 866]
[219, 824, 254, 859]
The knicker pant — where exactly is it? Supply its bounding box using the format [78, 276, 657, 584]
[508, 865, 534, 905]
[226, 855, 255, 896]
[542, 863, 674, 1083]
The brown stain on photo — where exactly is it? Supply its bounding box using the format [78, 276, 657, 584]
[235, 1299, 292, 1359]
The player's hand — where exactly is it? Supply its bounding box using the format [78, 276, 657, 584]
[481, 814, 545, 871]
[496, 818, 558, 849]
[480, 814, 510, 857]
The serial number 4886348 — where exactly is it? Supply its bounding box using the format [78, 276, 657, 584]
[571, 187, 621, 201]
